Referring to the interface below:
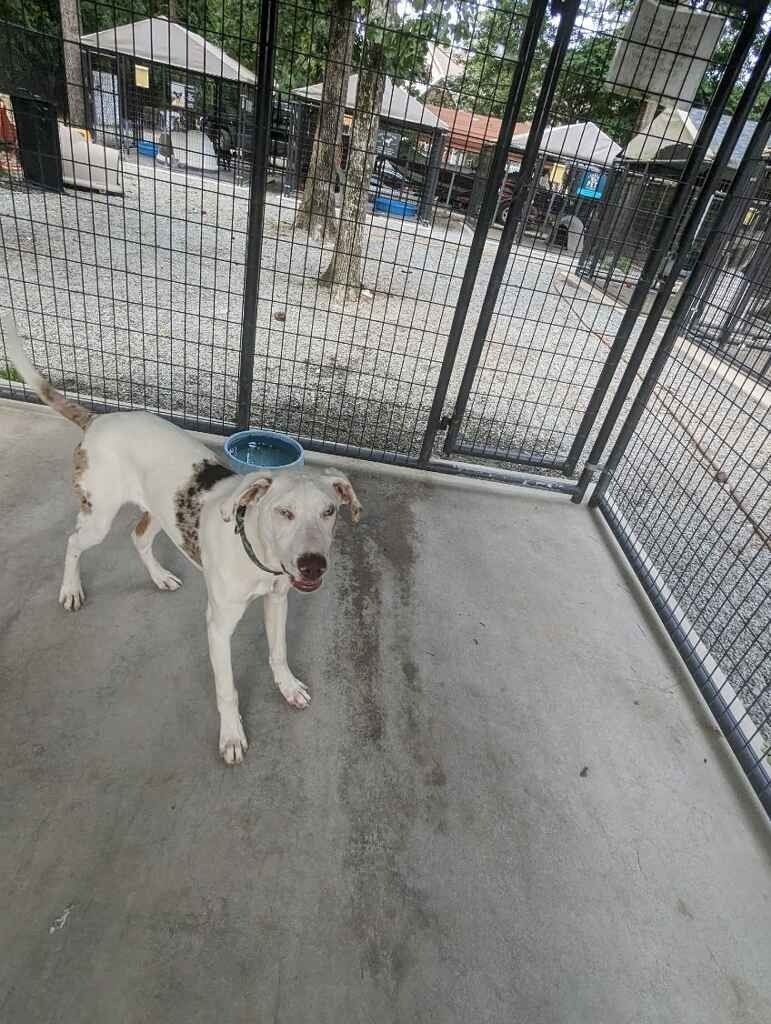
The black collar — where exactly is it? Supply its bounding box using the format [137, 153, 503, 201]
[234, 505, 286, 576]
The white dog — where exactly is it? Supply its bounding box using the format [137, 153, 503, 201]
[3, 319, 361, 764]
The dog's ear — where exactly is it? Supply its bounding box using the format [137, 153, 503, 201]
[220, 474, 273, 523]
[325, 472, 362, 524]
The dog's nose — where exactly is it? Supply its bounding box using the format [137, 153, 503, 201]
[297, 553, 327, 581]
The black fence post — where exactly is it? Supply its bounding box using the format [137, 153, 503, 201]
[441, 0, 582, 458]
[235, 0, 279, 430]
[418, 0, 551, 465]
[588, 86, 771, 512]
[564, 7, 769, 485]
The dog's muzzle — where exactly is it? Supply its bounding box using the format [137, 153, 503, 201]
[292, 553, 327, 592]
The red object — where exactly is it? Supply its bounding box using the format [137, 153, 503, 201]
[0, 101, 17, 147]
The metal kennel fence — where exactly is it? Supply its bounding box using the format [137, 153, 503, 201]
[0, 0, 769, 814]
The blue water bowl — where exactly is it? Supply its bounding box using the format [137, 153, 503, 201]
[138, 140, 159, 158]
[224, 429, 304, 474]
[373, 196, 417, 218]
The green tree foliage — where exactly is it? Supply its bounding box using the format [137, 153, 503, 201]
[451, 0, 640, 143]
[551, 34, 640, 144]
[451, 0, 770, 144]
[0, 0, 65, 112]
[695, 5, 771, 120]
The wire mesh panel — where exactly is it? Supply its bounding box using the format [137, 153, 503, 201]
[0, 2, 260, 430]
[599, 335, 771, 810]
[0, 0, 548, 460]
[595, 111, 771, 813]
[248, 0, 538, 460]
[685, 162, 771, 383]
[1, 0, 766, 470]
[444, 0, 762, 471]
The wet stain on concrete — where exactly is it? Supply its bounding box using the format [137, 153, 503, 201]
[329, 475, 449, 993]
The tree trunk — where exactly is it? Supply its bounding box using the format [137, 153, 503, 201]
[60, 0, 87, 128]
[320, 0, 387, 303]
[295, 0, 354, 243]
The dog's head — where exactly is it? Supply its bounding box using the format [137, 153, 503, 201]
[221, 469, 362, 592]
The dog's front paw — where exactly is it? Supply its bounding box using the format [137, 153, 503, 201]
[219, 713, 248, 765]
[59, 583, 84, 611]
[276, 675, 311, 709]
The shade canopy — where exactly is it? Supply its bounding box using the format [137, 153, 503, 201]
[509, 121, 622, 167]
[81, 17, 256, 84]
[293, 75, 447, 133]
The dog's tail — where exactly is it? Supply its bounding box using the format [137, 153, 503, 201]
[1, 315, 96, 430]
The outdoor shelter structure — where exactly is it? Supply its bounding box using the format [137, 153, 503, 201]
[577, 108, 771, 381]
[289, 74, 448, 222]
[426, 105, 531, 167]
[79, 17, 256, 150]
[508, 121, 622, 168]
[467, 121, 621, 225]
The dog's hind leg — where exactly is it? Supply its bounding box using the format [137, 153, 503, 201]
[131, 512, 182, 592]
[59, 442, 122, 611]
[59, 503, 119, 611]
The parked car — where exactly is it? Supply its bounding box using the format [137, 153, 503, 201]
[369, 156, 407, 197]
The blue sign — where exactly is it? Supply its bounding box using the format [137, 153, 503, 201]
[576, 169, 607, 199]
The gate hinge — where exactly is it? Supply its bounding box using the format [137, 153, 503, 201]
[438, 412, 455, 431]
[583, 462, 609, 480]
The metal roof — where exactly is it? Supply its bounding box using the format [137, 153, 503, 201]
[293, 75, 447, 133]
[686, 109, 759, 168]
[425, 105, 530, 154]
[80, 17, 256, 85]
[622, 108, 761, 168]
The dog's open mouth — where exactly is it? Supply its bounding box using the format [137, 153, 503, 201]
[291, 577, 323, 593]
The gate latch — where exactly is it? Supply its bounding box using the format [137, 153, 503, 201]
[438, 412, 454, 431]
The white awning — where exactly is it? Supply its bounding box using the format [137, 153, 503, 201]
[81, 17, 255, 85]
[293, 75, 447, 132]
[509, 121, 621, 167]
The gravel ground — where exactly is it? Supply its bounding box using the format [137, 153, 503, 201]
[0, 156, 768, 747]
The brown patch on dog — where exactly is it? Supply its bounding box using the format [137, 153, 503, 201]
[135, 511, 151, 536]
[175, 459, 236, 565]
[72, 443, 92, 514]
[40, 381, 95, 431]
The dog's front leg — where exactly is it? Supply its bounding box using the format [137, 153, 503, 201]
[264, 590, 311, 709]
[206, 599, 249, 764]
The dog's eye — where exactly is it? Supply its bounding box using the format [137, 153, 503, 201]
[277, 508, 295, 521]
[322, 505, 336, 518]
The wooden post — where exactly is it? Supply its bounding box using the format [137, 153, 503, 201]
[60, 0, 87, 128]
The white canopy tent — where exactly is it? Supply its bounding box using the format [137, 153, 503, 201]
[81, 16, 256, 84]
[508, 121, 622, 168]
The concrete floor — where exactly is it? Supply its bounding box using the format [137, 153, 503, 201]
[1, 401, 770, 1024]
